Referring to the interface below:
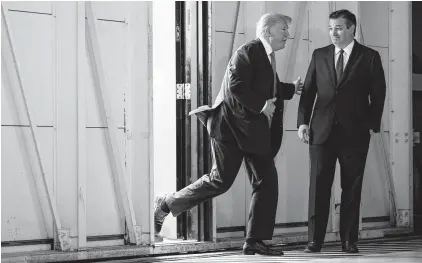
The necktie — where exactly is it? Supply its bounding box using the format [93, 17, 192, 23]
[270, 52, 277, 97]
[336, 49, 344, 85]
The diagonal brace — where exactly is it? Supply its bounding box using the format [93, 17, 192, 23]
[1, 4, 70, 251]
[85, 1, 142, 245]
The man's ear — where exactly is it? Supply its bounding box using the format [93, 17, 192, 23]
[349, 24, 356, 35]
[264, 27, 272, 37]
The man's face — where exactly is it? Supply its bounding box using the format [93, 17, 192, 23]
[268, 21, 290, 51]
[329, 18, 355, 47]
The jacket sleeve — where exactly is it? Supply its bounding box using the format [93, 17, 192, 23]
[368, 51, 386, 133]
[228, 47, 267, 114]
[297, 50, 318, 128]
[277, 81, 296, 100]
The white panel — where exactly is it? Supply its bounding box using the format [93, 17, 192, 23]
[309, 1, 331, 52]
[91, 1, 131, 22]
[153, 1, 177, 239]
[1, 127, 54, 241]
[216, 162, 247, 228]
[2, 1, 52, 14]
[5, 11, 54, 126]
[334, 2, 358, 16]
[54, 1, 79, 236]
[245, 1, 265, 42]
[86, 129, 126, 236]
[361, 132, 391, 218]
[1, 68, 18, 125]
[389, 2, 412, 219]
[212, 32, 245, 101]
[214, 1, 245, 34]
[1, 36, 29, 126]
[360, 1, 389, 48]
[86, 21, 127, 128]
[127, 1, 152, 237]
[280, 38, 309, 130]
[275, 131, 310, 223]
[265, 1, 298, 38]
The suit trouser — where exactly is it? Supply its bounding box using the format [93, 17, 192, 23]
[166, 116, 279, 240]
[308, 123, 370, 245]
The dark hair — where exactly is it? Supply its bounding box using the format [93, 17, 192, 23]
[329, 9, 356, 35]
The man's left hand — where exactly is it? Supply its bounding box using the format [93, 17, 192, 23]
[293, 76, 304, 95]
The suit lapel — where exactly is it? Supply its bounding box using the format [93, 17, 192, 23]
[257, 39, 276, 96]
[337, 40, 362, 89]
[324, 45, 336, 88]
[257, 39, 273, 73]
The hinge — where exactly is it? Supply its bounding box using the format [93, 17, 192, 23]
[414, 131, 420, 144]
[176, 83, 191, 100]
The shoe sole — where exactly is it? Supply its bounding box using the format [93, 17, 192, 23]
[243, 250, 283, 256]
[304, 249, 321, 253]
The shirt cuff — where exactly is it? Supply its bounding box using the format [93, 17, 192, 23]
[260, 101, 267, 113]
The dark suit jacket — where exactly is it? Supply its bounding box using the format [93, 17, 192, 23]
[190, 38, 295, 156]
[297, 40, 386, 145]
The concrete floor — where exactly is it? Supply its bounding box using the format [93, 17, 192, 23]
[108, 236, 422, 263]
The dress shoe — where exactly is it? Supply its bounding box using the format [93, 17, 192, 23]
[154, 195, 169, 238]
[304, 242, 322, 253]
[342, 242, 359, 253]
[243, 241, 284, 256]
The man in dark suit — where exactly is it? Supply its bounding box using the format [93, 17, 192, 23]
[297, 9, 386, 253]
[154, 13, 303, 256]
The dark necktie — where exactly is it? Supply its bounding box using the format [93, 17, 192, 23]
[336, 49, 344, 85]
[270, 52, 277, 97]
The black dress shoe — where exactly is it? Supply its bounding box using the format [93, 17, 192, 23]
[243, 241, 284, 256]
[304, 242, 322, 253]
[346, 244, 359, 253]
[342, 242, 359, 253]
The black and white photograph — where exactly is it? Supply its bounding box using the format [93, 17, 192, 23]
[1, 0, 421, 262]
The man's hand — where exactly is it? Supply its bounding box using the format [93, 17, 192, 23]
[298, 124, 310, 144]
[262, 98, 277, 120]
[293, 76, 304, 95]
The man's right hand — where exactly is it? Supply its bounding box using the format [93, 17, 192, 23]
[298, 124, 310, 144]
[262, 98, 277, 119]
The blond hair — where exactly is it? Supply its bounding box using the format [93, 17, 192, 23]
[256, 13, 292, 38]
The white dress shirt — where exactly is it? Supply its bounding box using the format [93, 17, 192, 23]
[259, 36, 274, 64]
[335, 40, 355, 70]
[258, 36, 275, 112]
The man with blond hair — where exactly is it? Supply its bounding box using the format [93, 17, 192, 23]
[154, 13, 303, 256]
